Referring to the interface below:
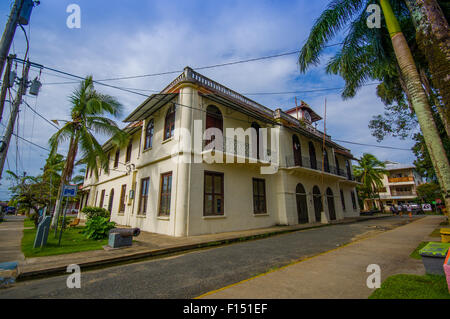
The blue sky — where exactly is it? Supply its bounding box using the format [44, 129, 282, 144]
[0, 0, 418, 200]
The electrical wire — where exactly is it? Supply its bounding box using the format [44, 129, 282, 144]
[35, 42, 344, 85]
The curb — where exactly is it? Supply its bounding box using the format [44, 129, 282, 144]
[17, 214, 395, 281]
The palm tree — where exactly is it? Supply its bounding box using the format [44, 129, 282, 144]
[298, 0, 450, 214]
[49, 76, 128, 228]
[353, 153, 387, 210]
[404, 0, 450, 133]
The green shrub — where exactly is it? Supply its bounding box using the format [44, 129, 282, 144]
[83, 216, 115, 240]
[81, 206, 110, 220]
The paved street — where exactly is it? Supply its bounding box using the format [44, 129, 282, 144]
[0, 216, 426, 298]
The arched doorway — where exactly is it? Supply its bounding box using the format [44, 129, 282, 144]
[205, 105, 223, 151]
[295, 183, 308, 224]
[108, 189, 114, 213]
[292, 135, 302, 166]
[309, 142, 317, 170]
[326, 188, 336, 220]
[312, 186, 322, 222]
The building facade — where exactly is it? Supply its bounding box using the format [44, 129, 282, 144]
[79, 67, 360, 237]
[373, 161, 423, 210]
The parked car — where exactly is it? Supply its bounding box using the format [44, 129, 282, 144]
[400, 203, 422, 214]
[5, 206, 16, 214]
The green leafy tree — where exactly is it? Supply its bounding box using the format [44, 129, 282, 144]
[416, 182, 443, 203]
[353, 153, 387, 210]
[49, 76, 129, 228]
[298, 0, 450, 212]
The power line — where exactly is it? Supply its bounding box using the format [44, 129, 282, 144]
[333, 139, 411, 151]
[35, 42, 344, 85]
[0, 122, 50, 152]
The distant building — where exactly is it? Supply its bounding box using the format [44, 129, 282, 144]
[372, 161, 423, 211]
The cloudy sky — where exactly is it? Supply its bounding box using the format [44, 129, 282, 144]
[0, 0, 418, 200]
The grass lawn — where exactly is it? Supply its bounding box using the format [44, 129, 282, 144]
[369, 274, 450, 299]
[22, 220, 108, 257]
[410, 241, 429, 260]
[430, 228, 443, 237]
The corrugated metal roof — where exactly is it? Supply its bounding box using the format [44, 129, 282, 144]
[385, 163, 415, 170]
[123, 93, 177, 122]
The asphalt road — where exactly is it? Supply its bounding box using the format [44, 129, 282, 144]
[0, 216, 418, 299]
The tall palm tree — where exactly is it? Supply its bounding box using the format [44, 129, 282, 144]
[404, 0, 450, 133]
[49, 76, 128, 228]
[353, 153, 387, 209]
[298, 0, 450, 214]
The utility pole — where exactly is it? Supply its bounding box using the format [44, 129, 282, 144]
[0, 0, 23, 79]
[0, 54, 15, 123]
[0, 60, 30, 180]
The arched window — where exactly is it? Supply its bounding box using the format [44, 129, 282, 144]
[205, 106, 223, 150]
[323, 148, 330, 173]
[309, 141, 317, 170]
[164, 105, 176, 140]
[293, 135, 302, 166]
[145, 119, 154, 149]
[251, 122, 260, 160]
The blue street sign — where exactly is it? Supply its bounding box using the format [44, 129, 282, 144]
[62, 184, 77, 197]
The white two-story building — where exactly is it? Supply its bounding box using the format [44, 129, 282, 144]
[79, 67, 360, 237]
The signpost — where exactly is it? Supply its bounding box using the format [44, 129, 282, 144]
[422, 203, 432, 212]
[58, 184, 77, 246]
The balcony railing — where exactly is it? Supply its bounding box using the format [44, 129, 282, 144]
[203, 136, 273, 162]
[388, 176, 414, 183]
[390, 191, 416, 196]
[285, 156, 350, 178]
[163, 67, 274, 118]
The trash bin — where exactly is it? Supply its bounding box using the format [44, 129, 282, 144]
[441, 228, 450, 243]
[419, 242, 450, 275]
[444, 249, 450, 293]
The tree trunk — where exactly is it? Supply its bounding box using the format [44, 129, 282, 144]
[50, 135, 79, 228]
[380, 0, 450, 216]
[419, 66, 450, 136]
[405, 0, 450, 136]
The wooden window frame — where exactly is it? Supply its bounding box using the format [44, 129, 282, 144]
[203, 171, 224, 216]
[145, 119, 154, 150]
[114, 149, 120, 168]
[351, 191, 357, 210]
[252, 178, 267, 214]
[158, 172, 172, 216]
[125, 141, 132, 163]
[138, 178, 149, 215]
[340, 189, 346, 211]
[164, 105, 176, 141]
[119, 184, 127, 213]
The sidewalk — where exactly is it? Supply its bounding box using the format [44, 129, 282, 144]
[0, 216, 25, 263]
[199, 215, 445, 299]
[17, 214, 392, 279]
